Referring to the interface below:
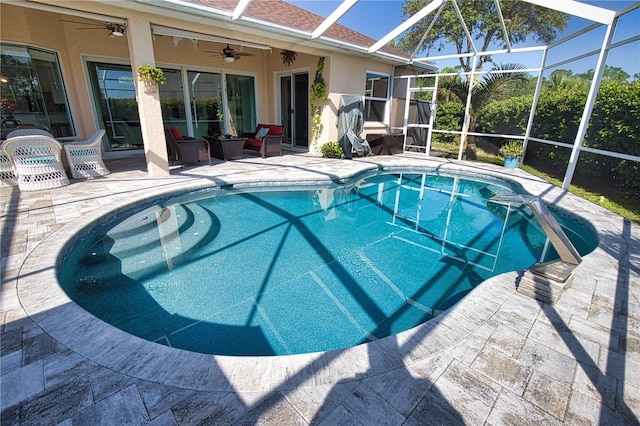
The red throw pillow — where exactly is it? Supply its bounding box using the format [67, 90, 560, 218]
[170, 127, 184, 140]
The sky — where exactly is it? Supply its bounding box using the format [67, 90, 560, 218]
[287, 0, 640, 78]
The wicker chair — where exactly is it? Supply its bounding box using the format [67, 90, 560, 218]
[1, 128, 56, 187]
[64, 130, 110, 179]
[6, 128, 54, 139]
[0, 149, 18, 187]
[2, 135, 70, 191]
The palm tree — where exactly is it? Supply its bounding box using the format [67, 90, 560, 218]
[440, 63, 529, 160]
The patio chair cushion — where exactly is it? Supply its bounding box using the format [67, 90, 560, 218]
[169, 127, 185, 141]
[244, 124, 283, 148]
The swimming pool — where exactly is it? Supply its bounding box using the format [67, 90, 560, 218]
[58, 170, 597, 356]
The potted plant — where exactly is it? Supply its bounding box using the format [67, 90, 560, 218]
[321, 141, 343, 159]
[498, 140, 525, 168]
[136, 65, 167, 92]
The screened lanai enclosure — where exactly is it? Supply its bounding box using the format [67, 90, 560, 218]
[309, 0, 639, 214]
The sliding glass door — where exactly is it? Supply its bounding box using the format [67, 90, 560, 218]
[88, 62, 141, 151]
[225, 74, 256, 136]
[1, 44, 74, 140]
[279, 72, 309, 149]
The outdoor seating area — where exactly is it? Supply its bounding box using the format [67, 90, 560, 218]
[204, 135, 247, 161]
[63, 130, 110, 179]
[165, 127, 211, 166]
[242, 124, 284, 158]
[1, 135, 69, 191]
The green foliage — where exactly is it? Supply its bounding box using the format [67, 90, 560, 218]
[472, 77, 640, 190]
[136, 65, 167, 85]
[320, 141, 343, 159]
[476, 95, 532, 136]
[398, 0, 569, 72]
[498, 140, 525, 158]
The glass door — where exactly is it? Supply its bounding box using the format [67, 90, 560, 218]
[279, 72, 309, 149]
[88, 62, 141, 152]
[225, 74, 256, 136]
[187, 71, 223, 138]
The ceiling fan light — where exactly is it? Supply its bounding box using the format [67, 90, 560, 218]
[223, 56, 235, 63]
[111, 30, 124, 37]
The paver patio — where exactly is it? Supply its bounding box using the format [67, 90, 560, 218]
[1, 152, 638, 425]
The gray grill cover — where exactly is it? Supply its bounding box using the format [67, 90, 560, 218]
[337, 95, 371, 159]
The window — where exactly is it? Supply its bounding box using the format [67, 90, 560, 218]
[1, 44, 74, 140]
[364, 72, 389, 123]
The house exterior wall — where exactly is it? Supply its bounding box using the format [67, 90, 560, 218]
[1, 1, 405, 169]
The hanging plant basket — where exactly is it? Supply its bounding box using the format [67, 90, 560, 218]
[136, 64, 166, 93]
[143, 81, 158, 93]
[280, 50, 297, 67]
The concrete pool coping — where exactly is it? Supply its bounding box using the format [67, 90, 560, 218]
[3, 153, 638, 424]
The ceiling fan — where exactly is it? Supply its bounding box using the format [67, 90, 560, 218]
[60, 19, 126, 37]
[207, 44, 253, 63]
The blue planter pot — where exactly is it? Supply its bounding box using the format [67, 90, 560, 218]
[504, 156, 520, 169]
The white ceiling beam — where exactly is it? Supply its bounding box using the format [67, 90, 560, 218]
[151, 25, 271, 50]
[232, 0, 253, 20]
[368, 0, 445, 53]
[520, 0, 615, 25]
[311, 0, 359, 39]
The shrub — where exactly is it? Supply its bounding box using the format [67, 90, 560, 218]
[321, 141, 343, 158]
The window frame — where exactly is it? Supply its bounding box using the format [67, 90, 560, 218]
[364, 70, 390, 124]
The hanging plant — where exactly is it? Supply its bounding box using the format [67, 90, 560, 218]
[136, 65, 167, 85]
[280, 50, 297, 67]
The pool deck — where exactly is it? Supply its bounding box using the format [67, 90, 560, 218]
[1, 152, 638, 425]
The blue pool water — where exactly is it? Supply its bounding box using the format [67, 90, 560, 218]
[58, 171, 597, 356]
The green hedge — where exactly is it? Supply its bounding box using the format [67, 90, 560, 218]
[457, 80, 640, 189]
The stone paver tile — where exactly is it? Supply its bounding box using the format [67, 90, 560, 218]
[88, 366, 138, 403]
[572, 362, 619, 408]
[1, 349, 22, 375]
[565, 388, 628, 426]
[489, 310, 534, 336]
[528, 319, 601, 365]
[554, 287, 593, 319]
[403, 393, 465, 426]
[523, 370, 571, 420]
[235, 391, 308, 426]
[597, 346, 640, 382]
[1, 378, 93, 425]
[498, 291, 542, 323]
[335, 382, 406, 426]
[72, 384, 148, 426]
[136, 379, 198, 420]
[445, 322, 494, 366]
[517, 339, 577, 384]
[22, 332, 67, 365]
[171, 390, 247, 425]
[470, 344, 531, 396]
[568, 316, 619, 352]
[618, 379, 640, 422]
[284, 382, 359, 424]
[487, 322, 528, 357]
[147, 410, 178, 426]
[363, 366, 433, 417]
[430, 359, 501, 425]
[43, 349, 95, 388]
[1, 359, 44, 410]
[0, 327, 22, 357]
[486, 389, 562, 426]
[317, 405, 364, 426]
